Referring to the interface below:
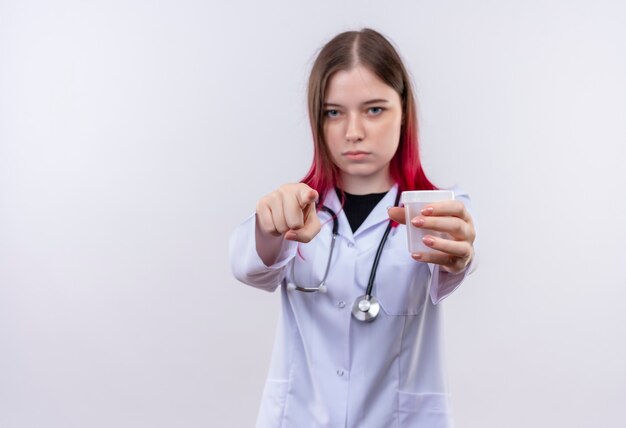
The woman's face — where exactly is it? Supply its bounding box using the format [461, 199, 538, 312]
[323, 65, 403, 194]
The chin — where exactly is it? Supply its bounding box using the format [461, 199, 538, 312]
[342, 166, 376, 176]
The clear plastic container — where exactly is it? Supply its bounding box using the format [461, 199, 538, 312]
[401, 190, 455, 253]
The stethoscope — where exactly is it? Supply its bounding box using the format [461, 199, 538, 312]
[286, 191, 401, 323]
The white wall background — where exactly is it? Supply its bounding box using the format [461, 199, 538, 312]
[1, 1, 625, 427]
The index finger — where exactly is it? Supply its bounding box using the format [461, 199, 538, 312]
[296, 187, 319, 209]
[285, 206, 321, 243]
[284, 186, 319, 231]
[420, 200, 471, 222]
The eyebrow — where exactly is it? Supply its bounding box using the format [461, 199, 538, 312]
[324, 98, 390, 107]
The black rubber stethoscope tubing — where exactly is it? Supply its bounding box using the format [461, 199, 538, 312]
[364, 190, 401, 298]
[320, 189, 401, 299]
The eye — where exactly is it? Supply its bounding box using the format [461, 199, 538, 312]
[325, 109, 340, 118]
[368, 107, 384, 115]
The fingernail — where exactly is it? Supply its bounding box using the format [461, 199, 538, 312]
[421, 207, 434, 215]
[412, 217, 424, 227]
[412, 253, 422, 260]
[423, 237, 434, 246]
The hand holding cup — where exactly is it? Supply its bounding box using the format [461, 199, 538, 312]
[388, 191, 476, 274]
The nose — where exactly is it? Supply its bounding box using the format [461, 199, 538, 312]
[345, 113, 364, 143]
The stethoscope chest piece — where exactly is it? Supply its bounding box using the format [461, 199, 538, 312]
[351, 295, 380, 322]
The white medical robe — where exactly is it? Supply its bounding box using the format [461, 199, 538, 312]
[229, 184, 476, 427]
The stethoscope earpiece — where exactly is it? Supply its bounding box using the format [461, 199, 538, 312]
[287, 282, 328, 293]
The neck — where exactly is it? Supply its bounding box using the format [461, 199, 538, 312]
[339, 171, 394, 195]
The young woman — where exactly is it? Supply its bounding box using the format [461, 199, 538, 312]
[230, 28, 477, 428]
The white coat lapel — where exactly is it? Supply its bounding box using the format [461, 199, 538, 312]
[321, 188, 354, 243]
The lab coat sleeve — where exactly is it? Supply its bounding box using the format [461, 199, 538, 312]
[429, 187, 479, 305]
[229, 213, 298, 292]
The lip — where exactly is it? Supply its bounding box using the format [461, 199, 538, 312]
[343, 151, 371, 160]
